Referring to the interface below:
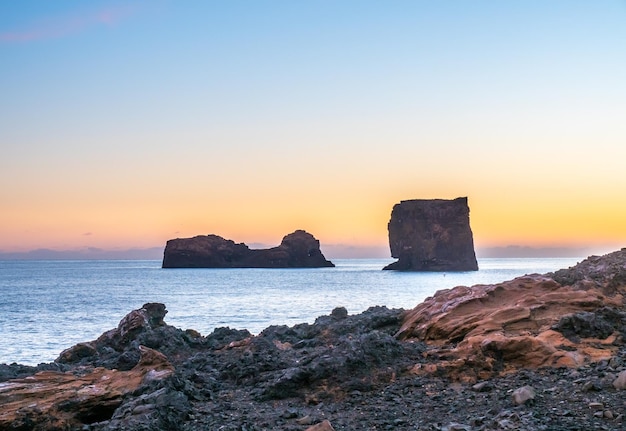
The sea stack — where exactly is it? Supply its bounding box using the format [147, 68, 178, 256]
[162, 229, 334, 268]
[383, 197, 478, 271]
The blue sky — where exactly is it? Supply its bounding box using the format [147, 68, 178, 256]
[2, 1, 626, 257]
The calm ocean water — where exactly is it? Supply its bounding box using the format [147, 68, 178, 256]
[0, 258, 583, 366]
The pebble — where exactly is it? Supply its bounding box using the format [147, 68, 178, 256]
[472, 381, 493, 392]
[612, 370, 626, 390]
[512, 386, 535, 405]
[282, 409, 298, 419]
[304, 420, 335, 431]
[441, 423, 471, 431]
[297, 415, 314, 425]
[582, 380, 602, 392]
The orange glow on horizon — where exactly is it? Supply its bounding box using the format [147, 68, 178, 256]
[3, 2, 626, 258]
[2, 190, 626, 256]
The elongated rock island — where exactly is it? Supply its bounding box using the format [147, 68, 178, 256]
[162, 229, 334, 268]
[4, 249, 626, 430]
[383, 197, 478, 271]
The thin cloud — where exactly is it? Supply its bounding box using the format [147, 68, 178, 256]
[0, 5, 137, 43]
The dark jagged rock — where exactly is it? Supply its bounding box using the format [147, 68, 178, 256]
[383, 197, 478, 271]
[0, 361, 69, 383]
[549, 247, 626, 295]
[6, 249, 626, 430]
[553, 307, 626, 342]
[0, 303, 420, 430]
[162, 229, 335, 268]
[55, 303, 208, 372]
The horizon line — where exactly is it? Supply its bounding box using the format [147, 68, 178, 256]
[0, 244, 615, 260]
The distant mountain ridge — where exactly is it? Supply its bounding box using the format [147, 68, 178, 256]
[477, 245, 598, 258]
[0, 244, 612, 260]
[0, 247, 164, 260]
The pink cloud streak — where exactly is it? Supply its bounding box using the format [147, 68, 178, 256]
[0, 5, 136, 43]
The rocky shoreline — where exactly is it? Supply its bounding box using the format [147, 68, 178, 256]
[3, 250, 626, 430]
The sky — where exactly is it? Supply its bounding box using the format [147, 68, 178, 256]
[1, 1, 626, 259]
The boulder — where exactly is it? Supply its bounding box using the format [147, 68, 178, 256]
[613, 370, 626, 390]
[162, 229, 335, 268]
[512, 385, 536, 405]
[399, 249, 626, 381]
[0, 346, 175, 430]
[57, 303, 201, 370]
[5, 248, 626, 429]
[383, 197, 478, 271]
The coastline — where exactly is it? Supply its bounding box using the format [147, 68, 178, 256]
[2, 251, 626, 429]
[0, 257, 581, 366]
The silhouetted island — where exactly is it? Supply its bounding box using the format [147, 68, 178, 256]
[4, 249, 626, 430]
[162, 229, 334, 268]
[383, 197, 478, 271]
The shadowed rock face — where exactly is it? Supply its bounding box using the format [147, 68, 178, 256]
[162, 229, 334, 268]
[383, 197, 478, 271]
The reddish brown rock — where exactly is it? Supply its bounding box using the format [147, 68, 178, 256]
[162, 229, 334, 268]
[0, 346, 174, 430]
[5, 251, 626, 429]
[398, 250, 626, 380]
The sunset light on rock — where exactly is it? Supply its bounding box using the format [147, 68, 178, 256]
[4, 3, 626, 429]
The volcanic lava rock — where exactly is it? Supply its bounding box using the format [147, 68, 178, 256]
[56, 302, 202, 371]
[0, 346, 176, 430]
[383, 197, 478, 271]
[162, 229, 335, 268]
[0, 302, 422, 430]
[397, 249, 626, 382]
[5, 248, 626, 430]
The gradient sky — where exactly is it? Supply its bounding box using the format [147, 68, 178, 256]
[2, 1, 626, 256]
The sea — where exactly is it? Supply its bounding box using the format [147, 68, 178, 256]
[0, 257, 583, 366]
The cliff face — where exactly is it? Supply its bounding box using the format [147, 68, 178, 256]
[383, 197, 478, 271]
[162, 229, 334, 268]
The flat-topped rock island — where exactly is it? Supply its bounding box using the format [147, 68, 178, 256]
[384, 197, 479, 271]
[3, 249, 626, 430]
